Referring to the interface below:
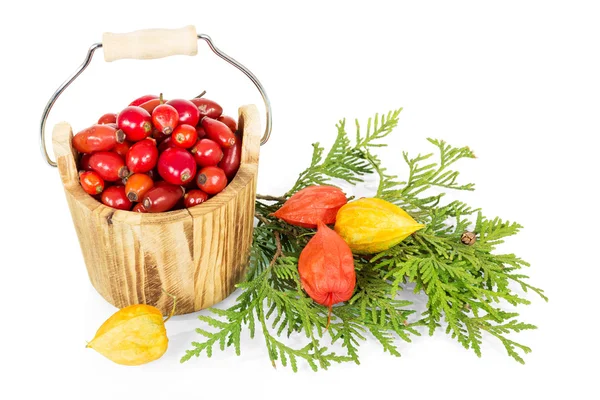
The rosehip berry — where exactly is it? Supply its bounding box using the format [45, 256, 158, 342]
[158, 136, 177, 153]
[191, 138, 223, 167]
[217, 115, 237, 133]
[139, 98, 162, 114]
[218, 138, 242, 180]
[126, 139, 159, 173]
[166, 98, 200, 126]
[125, 173, 154, 202]
[101, 186, 133, 210]
[196, 126, 206, 139]
[132, 203, 148, 213]
[113, 141, 131, 159]
[172, 124, 198, 149]
[89, 152, 129, 181]
[152, 127, 169, 143]
[72, 124, 124, 153]
[97, 113, 117, 124]
[80, 154, 93, 171]
[129, 94, 159, 107]
[79, 171, 105, 195]
[190, 97, 223, 119]
[184, 189, 209, 208]
[152, 102, 179, 135]
[201, 117, 236, 148]
[141, 183, 185, 213]
[117, 106, 153, 142]
[157, 147, 197, 185]
[196, 166, 227, 195]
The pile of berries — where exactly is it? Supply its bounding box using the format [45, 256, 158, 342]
[73, 94, 241, 212]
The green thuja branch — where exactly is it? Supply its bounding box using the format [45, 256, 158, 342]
[286, 109, 401, 196]
[183, 108, 546, 370]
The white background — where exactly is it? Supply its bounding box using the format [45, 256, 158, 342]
[1, 1, 598, 399]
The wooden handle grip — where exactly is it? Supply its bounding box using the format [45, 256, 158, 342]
[102, 26, 198, 62]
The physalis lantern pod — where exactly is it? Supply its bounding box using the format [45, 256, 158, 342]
[334, 197, 425, 254]
[272, 185, 347, 228]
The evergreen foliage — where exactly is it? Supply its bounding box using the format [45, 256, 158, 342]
[181, 108, 546, 370]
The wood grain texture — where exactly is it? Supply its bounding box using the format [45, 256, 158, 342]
[53, 105, 261, 315]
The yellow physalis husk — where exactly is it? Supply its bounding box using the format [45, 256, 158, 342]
[86, 293, 176, 366]
[334, 197, 425, 254]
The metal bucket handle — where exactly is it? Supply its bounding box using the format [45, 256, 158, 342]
[40, 26, 272, 167]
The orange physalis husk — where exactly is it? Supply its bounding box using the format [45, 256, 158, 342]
[272, 185, 347, 228]
[86, 293, 176, 366]
[298, 220, 356, 328]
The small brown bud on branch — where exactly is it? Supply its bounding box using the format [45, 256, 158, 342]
[461, 231, 477, 245]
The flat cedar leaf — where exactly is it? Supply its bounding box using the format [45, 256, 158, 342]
[182, 108, 545, 371]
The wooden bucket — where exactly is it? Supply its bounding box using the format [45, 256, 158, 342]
[52, 106, 260, 315]
[42, 27, 271, 315]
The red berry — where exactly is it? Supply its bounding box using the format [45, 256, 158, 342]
[157, 147, 197, 185]
[126, 139, 158, 173]
[218, 138, 242, 180]
[157, 136, 177, 153]
[190, 98, 223, 119]
[152, 103, 179, 135]
[113, 141, 131, 159]
[125, 173, 154, 202]
[172, 124, 198, 149]
[101, 186, 133, 210]
[191, 138, 223, 167]
[97, 113, 117, 124]
[79, 171, 105, 195]
[141, 183, 185, 213]
[152, 127, 169, 143]
[80, 154, 93, 171]
[166, 99, 200, 126]
[218, 115, 237, 133]
[132, 203, 148, 213]
[72, 124, 124, 153]
[196, 126, 206, 139]
[117, 106, 153, 142]
[139, 98, 161, 114]
[196, 166, 227, 195]
[129, 94, 159, 107]
[201, 117, 236, 148]
[89, 152, 129, 182]
[184, 189, 209, 208]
